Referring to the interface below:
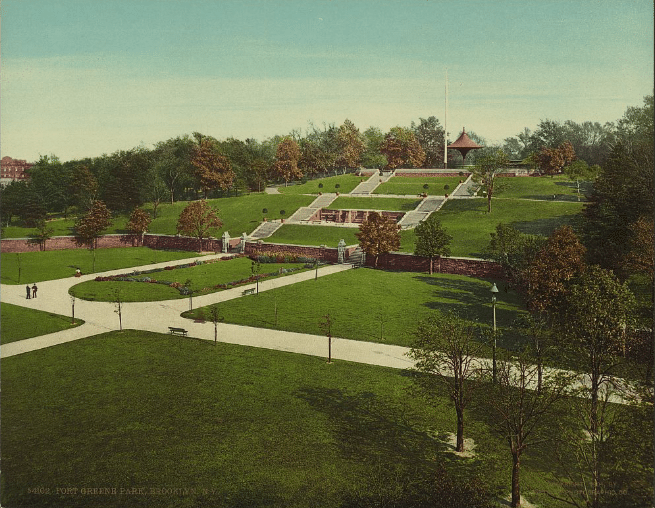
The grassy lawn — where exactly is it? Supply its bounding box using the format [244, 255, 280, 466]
[277, 174, 363, 195]
[1, 247, 200, 285]
[401, 198, 585, 257]
[265, 224, 360, 248]
[374, 176, 463, 196]
[1, 330, 595, 508]
[0, 303, 84, 344]
[69, 257, 310, 302]
[184, 268, 526, 351]
[493, 175, 592, 201]
[329, 196, 422, 211]
[1, 194, 314, 239]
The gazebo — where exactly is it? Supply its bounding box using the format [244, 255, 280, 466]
[447, 128, 483, 162]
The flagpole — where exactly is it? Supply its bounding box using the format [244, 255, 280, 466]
[444, 69, 448, 169]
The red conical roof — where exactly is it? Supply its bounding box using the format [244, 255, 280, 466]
[447, 128, 483, 160]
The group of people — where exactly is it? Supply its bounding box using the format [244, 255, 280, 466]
[26, 284, 38, 299]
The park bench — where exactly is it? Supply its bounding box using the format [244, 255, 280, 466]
[169, 327, 188, 337]
[242, 288, 256, 296]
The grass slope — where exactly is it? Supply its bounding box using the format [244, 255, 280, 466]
[69, 258, 309, 302]
[373, 176, 463, 196]
[0, 302, 84, 344]
[184, 268, 525, 350]
[1, 331, 588, 508]
[493, 175, 591, 201]
[277, 174, 363, 195]
[265, 224, 360, 248]
[1, 247, 199, 285]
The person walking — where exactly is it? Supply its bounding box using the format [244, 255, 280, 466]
[32, 284, 38, 298]
[26, 285, 31, 299]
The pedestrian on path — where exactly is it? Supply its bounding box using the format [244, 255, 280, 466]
[26, 285, 31, 299]
[32, 284, 38, 298]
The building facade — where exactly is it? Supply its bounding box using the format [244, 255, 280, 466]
[0, 156, 33, 186]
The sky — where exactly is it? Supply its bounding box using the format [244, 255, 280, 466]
[1, 0, 653, 162]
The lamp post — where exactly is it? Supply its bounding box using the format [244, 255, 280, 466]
[490, 283, 499, 384]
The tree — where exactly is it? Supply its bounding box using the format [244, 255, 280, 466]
[379, 127, 425, 169]
[153, 136, 196, 204]
[414, 215, 452, 274]
[176, 200, 223, 252]
[73, 200, 113, 272]
[535, 141, 576, 176]
[209, 305, 224, 345]
[563, 159, 600, 200]
[625, 216, 654, 286]
[355, 212, 400, 268]
[525, 225, 586, 315]
[484, 350, 570, 508]
[411, 116, 445, 168]
[361, 126, 387, 169]
[484, 224, 546, 295]
[191, 134, 235, 198]
[272, 137, 302, 186]
[554, 265, 635, 438]
[113, 288, 123, 331]
[27, 219, 55, 251]
[126, 208, 152, 246]
[408, 311, 483, 452]
[336, 119, 365, 170]
[471, 149, 510, 212]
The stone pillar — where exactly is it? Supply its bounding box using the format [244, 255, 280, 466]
[221, 231, 230, 253]
[337, 239, 346, 264]
[239, 233, 248, 253]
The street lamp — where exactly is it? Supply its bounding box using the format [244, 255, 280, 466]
[490, 283, 499, 384]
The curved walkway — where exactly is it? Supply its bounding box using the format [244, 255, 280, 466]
[0, 256, 644, 405]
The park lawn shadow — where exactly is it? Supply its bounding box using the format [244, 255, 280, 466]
[510, 213, 584, 237]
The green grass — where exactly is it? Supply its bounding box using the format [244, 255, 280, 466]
[1, 194, 314, 239]
[401, 198, 585, 257]
[185, 268, 525, 350]
[1, 330, 595, 508]
[69, 257, 310, 302]
[1, 247, 200, 285]
[277, 174, 363, 195]
[265, 224, 361, 248]
[329, 196, 422, 211]
[374, 176, 463, 196]
[0, 302, 84, 344]
[493, 175, 591, 201]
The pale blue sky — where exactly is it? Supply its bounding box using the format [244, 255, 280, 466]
[1, 0, 653, 161]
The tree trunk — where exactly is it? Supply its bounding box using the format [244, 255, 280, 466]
[511, 450, 521, 507]
[455, 406, 464, 452]
[429, 257, 433, 274]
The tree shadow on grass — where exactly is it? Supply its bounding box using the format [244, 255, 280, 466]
[510, 214, 584, 237]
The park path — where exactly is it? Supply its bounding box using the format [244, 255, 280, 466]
[0, 256, 645, 405]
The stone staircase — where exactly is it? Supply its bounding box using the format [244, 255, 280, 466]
[398, 196, 446, 229]
[309, 193, 338, 208]
[286, 193, 338, 223]
[350, 170, 394, 195]
[250, 220, 283, 239]
[347, 246, 366, 267]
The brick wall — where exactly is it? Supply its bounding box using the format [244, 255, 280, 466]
[365, 251, 504, 279]
[244, 241, 342, 263]
[395, 172, 470, 178]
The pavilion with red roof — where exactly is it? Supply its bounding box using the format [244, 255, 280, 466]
[447, 128, 483, 162]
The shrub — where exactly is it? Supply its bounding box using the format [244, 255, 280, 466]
[423, 183, 429, 189]
[280, 210, 286, 216]
[262, 208, 268, 214]
[444, 184, 450, 190]
[318, 183, 323, 188]
[335, 184, 341, 189]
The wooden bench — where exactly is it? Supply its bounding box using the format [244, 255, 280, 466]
[242, 288, 256, 296]
[169, 327, 188, 337]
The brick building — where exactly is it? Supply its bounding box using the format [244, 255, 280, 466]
[1, 156, 33, 186]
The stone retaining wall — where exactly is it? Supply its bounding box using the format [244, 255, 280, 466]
[366, 251, 504, 279]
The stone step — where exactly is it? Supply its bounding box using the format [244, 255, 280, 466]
[287, 207, 317, 222]
[250, 221, 283, 239]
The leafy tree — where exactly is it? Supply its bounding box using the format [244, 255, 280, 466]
[535, 141, 576, 176]
[73, 200, 113, 272]
[126, 208, 152, 245]
[25, 155, 68, 214]
[582, 95, 654, 271]
[555, 266, 635, 441]
[336, 119, 365, 170]
[563, 159, 600, 200]
[152, 135, 196, 204]
[0, 180, 28, 227]
[20, 188, 48, 227]
[299, 138, 332, 176]
[191, 133, 235, 198]
[361, 126, 387, 169]
[209, 305, 224, 345]
[483, 350, 570, 508]
[355, 212, 400, 268]
[408, 311, 483, 452]
[176, 200, 223, 252]
[470, 149, 510, 212]
[414, 215, 452, 274]
[99, 147, 152, 211]
[484, 223, 546, 295]
[273, 137, 302, 186]
[70, 164, 99, 212]
[27, 219, 55, 251]
[525, 225, 586, 315]
[380, 127, 425, 169]
[411, 116, 445, 168]
[625, 216, 654, 286]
